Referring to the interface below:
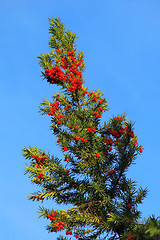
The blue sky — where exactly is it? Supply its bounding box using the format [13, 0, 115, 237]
[1, 0, 160, 239]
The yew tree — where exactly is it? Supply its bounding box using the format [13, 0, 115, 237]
[22, 18, 160, 240]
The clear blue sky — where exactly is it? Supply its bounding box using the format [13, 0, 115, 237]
[1, 0, 160, 239]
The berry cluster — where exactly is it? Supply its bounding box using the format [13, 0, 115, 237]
[31, 154, 48, 184]
[73, 136, 87, 143]
[94, 107, 103, 118]
[48, 96, 72, 120]
[64, 104, 72, 110]
[32, 153, 48, 167]
[47, 212, 57, 221]
[47, 212, 79, 238]
[32, 154, 44, 164]
[104, 117, 143, 154]
[67, 51, 83, 92]
[47, 212, 65, 232]
[54, 114, 66, 125]
[81, 88, 88, 96]
[45, 66, 67, 84]
[107, 127, 125, 138]
[103, 137, 114, 155]
[48, 101, 59, 116]
[101, 116, 144, 157]
[53, 221, 65, 231]
[68, 70, 83, 92]
[87, 127, 96, 132]
[106, 117, 135, 139]
[69, 125, 79, 130]
[66, 230, 72, 235]
[113, 116, 122, 121]
[54, 114, 65, 119]
[126, 130, 134, 138]
[45, 50, 84, 93]
[88, 92, 104, 103]
[106, 117, 124, 137]
[104, 137, 113, 145]
[34, 195, 43, 200]
[35, 170, 45, 184]
[66, 231, 79, 238]
[37, 172, 44, 179]
[55, 49, 63, 54]
[35, 163, 41, 168]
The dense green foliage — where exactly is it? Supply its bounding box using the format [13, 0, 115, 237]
[22, 17, 160, 240]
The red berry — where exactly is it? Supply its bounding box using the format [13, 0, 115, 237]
[74, 126, 79, 130]
[66, 170, 70, 173]
[75, 235, 79, 238]
[108, 170, 115, 175]
[140, 148, 143, 153]
[134, 140, 138, 145]
[108, 147, 112, 152]
[96, 153, 100, 157]
[127, 236, 133, 239]
[64, 147, 68, 151]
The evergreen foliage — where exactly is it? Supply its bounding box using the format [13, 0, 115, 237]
[22, 17, 159, 240]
